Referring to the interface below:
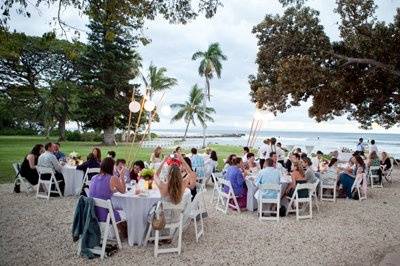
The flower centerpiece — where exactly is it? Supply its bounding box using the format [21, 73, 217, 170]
[68, 151, 81, 166]
[139, 168, 155, 190]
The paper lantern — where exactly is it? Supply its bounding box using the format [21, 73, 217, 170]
[129, 101, 141, 113]
[253, 110, 263, 121]
[144, 100, 156, 112]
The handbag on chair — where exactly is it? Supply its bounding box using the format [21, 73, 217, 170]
[152, 202, 166, 230]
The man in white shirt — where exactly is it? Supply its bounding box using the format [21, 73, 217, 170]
[311, 150, 323, 173]
[369, 139, 378, 154]
[356, 138, 365, 155]
[37, 142, 65, 195]
[258, 139, 270, 169]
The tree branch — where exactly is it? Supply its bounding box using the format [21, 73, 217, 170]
[331, 52, 400, 77]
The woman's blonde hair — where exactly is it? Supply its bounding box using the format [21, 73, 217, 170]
[168, 165, 183, 204]
[154, 146, 162, 157]
[293, 161, 304, 177]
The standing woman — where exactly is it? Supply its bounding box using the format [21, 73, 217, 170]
[150, 146, 163, 164]
[19, 144, 45, 186]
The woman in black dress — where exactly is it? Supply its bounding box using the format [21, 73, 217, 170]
[20, 144, 44, 185]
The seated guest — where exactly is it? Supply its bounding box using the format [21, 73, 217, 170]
[338, 155, 366, 199]
[367, 151, 380, 167]
[255, 158, 281, 199]
[320, 158, 339, 185]
[300, 153, 308, 160]
[76, 152, 101, 174]
[175, 146, 182, 153]
[53, 142, 65, 160]
[203, 147, 212, 158]
[242, 146, 250, 163]
[92, 147, 102, 163]
[285, 153, 300, 173]
[114, 159, 130, 182]
[302, 157, 318, 183]
[380, 151, 392, 172]
[223, 154, 237, 171]
[129, 160, 145, 182]
[295, 148, 302, 154]
[182, 156, 198, 200]
[154, 153, 196, 204]
[225, 158, 247, 209]
[285, 161, 306, 196]
[205, 150, 218, 175]
[270, 152, 284, 174]
[311, 151, 323, 172]
[19, 144, 45, 186]
[245, 153, 260, 174]
[150, 146, 163, 164]
[190, 148, 205, 178]
[107, 150, 116, 159]
[37, 142, 65, 195]
[89, 157, 127, 235]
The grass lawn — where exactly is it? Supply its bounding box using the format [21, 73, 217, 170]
[0, 136, 243, 184]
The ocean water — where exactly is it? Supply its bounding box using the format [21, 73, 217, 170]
[154, 129, 400, 158]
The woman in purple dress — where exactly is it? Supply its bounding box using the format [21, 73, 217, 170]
[224, 157, 247, 209]
[89, 157, 126, 223]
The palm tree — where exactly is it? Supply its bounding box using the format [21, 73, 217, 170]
[192, 42, 227, 147]
[170, 85, 215, 141]
[142, 63, 177, 139]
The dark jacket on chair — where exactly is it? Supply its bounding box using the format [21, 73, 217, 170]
[72, 196, 101, 259]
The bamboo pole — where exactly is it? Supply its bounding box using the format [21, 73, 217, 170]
[125, 91, 136, 143]
[247, 118, 256, 147]
[126, 97, 146, 164]
[251, 120, 263, 148]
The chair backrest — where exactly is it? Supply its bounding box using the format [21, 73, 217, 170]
[86, 168, 101, 174]
[294, 183, 314, 198]
[259, 183, 281, 191]
[369, 166, 380, 175]
[218, 178, 233, 193]
[12, 162, 20, 175]
[92, 197, 116, 222]
[36, 166, 55, 176]
[162, 192, 191, 212]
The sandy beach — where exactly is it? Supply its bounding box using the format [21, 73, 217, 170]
[1, 169, 400, 265]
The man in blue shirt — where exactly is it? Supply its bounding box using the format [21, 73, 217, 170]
[54, 142, 65, 160]
[190, 148, 205, 178]
[255, 158, 281, 199]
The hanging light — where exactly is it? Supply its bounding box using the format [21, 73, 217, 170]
[253, 110, 263, 121]
[144, 100, 156, 112]
[129, 100, 141, 113]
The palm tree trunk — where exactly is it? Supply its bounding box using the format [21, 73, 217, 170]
[202, 77, 209, 148]
[183, 120, 190, 141]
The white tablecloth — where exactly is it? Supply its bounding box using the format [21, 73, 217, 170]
[112, 189, 161, 246]
[61, 166, 84, 196]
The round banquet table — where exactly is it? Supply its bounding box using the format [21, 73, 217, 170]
[112, 189, 161, 246]
[61, 165, 84, 196]
[246, 174, 292, 212]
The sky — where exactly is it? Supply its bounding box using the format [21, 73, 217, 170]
[7, 0, 400, 133]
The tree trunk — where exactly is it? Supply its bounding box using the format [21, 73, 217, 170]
[202, 77, 209, 148]
[58, 116, 66, 141]
[103, 126, 116, 146]
[183, 120, 190, 141]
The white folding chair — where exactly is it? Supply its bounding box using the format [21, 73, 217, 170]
[215, 178, 241, 214]
[320, 172, 337, 202]
[286, 183, 316, 221]
[194, 166, 206, 191]
[144, 193, 191, 257]
[369, 166, 382, 188]
[77, 198, 124, 259]
[13, 162, 34, 193]
[210, 172, 223, 203]
[257, 183, 281, 222]
[81, 168, 100, 189]
[189, 190, 205, 242]
[36, 166, 63, 200]
[351, 173, 367, 201]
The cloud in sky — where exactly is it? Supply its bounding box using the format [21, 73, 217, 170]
[7, 0, 400, 133]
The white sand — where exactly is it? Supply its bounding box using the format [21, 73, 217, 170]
[1, 169, 400, 265]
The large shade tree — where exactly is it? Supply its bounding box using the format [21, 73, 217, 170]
[170, 84, 215, 141]
[249, 0, 400, 129]
[0, 30, 83, 139]
[192, 42, 227, 147]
